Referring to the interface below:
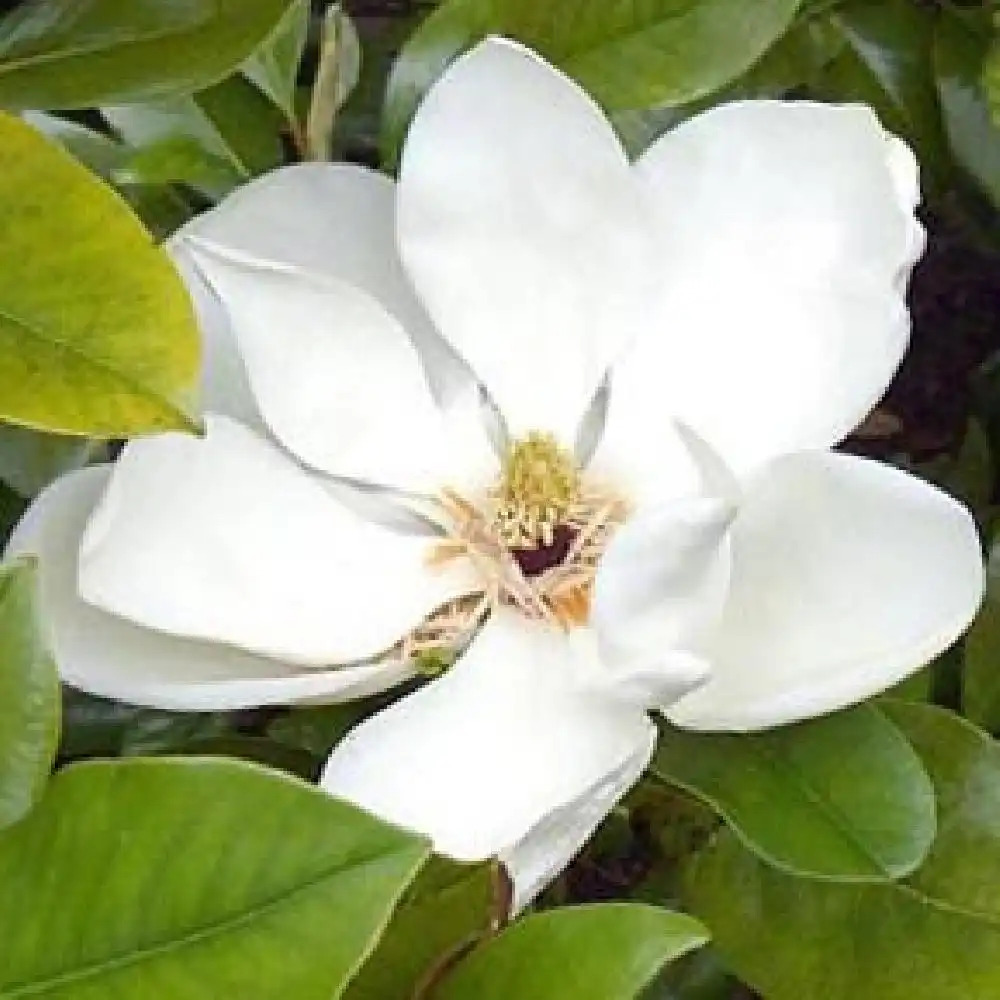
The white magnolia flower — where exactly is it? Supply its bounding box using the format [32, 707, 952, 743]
[7, 39, 984, 904]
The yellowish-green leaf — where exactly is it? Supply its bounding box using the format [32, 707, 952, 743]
[0, 111, 201, 436]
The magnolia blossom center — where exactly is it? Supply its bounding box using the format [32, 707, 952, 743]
[494, 431, 579, 551]
[407, 430, 628, 664]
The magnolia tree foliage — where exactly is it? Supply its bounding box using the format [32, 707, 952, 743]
[0, 1, 999, 998]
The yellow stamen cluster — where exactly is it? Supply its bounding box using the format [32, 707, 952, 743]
[492, 432, 580, 548]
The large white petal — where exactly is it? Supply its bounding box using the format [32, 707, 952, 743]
[78, 416, 478, 667]
[397, 38, 653, 442]
[184, 242, 495, 493]
[667, 451, 984, 731]
[321, 611, 654, 900]
[5, 467, 417, 710]
[174, 161, 469, 404]
[588, 498, 732, 709]
[604, 100, 922, 480]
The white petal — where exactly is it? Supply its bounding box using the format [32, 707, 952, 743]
[503, 725, 655, 913]
[167, 241, 263, 431]
[397, 38, 653, 442]
[5, 467, 417, 711]
[590, 498, 732, 709]
[78, 415, 478, 666]
[321, 611, 654, 899]
[606, 101, 922, 477]
[667, 451, 984, 731]
[184, 242, 495, 493]
[588, 399, 735, 510]
[175, 161, 469, 404]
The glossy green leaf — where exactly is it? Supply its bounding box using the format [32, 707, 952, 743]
[687, 702, 1000, 999]
[0, 0, 295, 111]
[0, 111, 200, 436]
[0, 757, 431, 999]
[105, 74, 284, 200]
[0, 559, 59, 830]
[243, 0, 310, 122]
[935, 11, 1000, 209]
[381, 0, 805, 168]
[436, 904, 707, 1000]
[963, 533, 1000, 731]
[345, 857, 495, 1000]
[730, 14, 843, 96]
[113, 135, 243, 196]
[0, 422, 96, 497]
[652, 705, 935, 881]
[813, 0, 949, 183]
[611, 16, 844, 159]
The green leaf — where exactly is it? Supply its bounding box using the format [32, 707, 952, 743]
[934, 10, 1000, 210]
[345, 857, 495, 1000]
[728, 14, 844, 97]
[0, 422, 97, 497]
[113, 135, 244, 196]
[651, 704, 935, 881]
[963, 534, 1000, 731]
[105, 74, 284, 200]
[0, 111, 200, 436]
[610, 15, 845, 161]
[812, 0, 949, 183]
[381, 0, 805, 168]
[0, 559, 59, 830]
[0, 0, 296, 111]
[436, 904, 707, 1000]
[243, 0, 310, 123]
[0, 757, 431, 999]
[686, 702, 1000, 1000]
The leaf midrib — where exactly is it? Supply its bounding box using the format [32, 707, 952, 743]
[752, 742, 889, 875]
[0, 304, 190, 428]
[0, 13, 211, 77]
[654, 740, 895, 879]
[0, 845, 425, 998]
